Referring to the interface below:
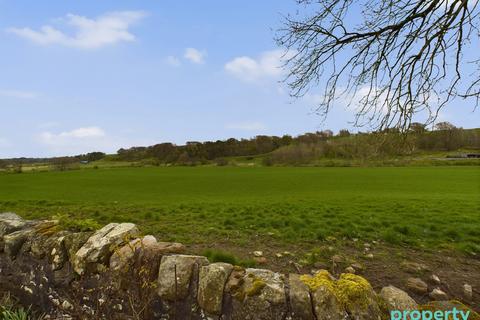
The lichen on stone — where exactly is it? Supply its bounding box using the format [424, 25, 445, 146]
[300, 270, 374, 309]
[246, 278, 266, 297]
[336, 273, 373, 309]
[300, 270, 335, 292]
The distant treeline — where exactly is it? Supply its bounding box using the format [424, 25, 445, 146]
[113, 122, 479, 165]
[1, 122, 479, 169]
[0, 152, 106, 171]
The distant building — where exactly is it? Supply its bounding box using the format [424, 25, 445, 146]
[80, 160, 89, 164]
[466, 153, 480, 158]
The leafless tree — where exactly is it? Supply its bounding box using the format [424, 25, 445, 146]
[277, 0, 480, 131]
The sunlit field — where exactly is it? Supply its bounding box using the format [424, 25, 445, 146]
[0, 166, 479, 254]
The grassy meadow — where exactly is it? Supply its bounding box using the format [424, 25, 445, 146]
[0, 166, 479, 254]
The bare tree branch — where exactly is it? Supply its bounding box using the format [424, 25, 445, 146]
[276, 0, 480, 131]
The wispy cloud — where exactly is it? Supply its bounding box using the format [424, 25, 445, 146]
[225, 49, 292, 83]
[40, 126, 105, 142]
[6, 11, 147, 49]
[37, 126, 110, 155]
[226, 121, 267, 131]
[184, 47, 206, 64]
[0, 89, 38, 99]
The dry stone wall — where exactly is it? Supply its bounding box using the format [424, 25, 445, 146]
[0, 213, 478, 320]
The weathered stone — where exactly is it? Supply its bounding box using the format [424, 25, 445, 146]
[157, 254, 209, 301]
[301, 271, 381, 320]
[406, 277, 428, 295]
[230, 268, 287, 320]
[72, 223, 139, 275]
[198, 262, 233, 316]
[0, 213, 29, 253]
[110, 235, 157, 271]
[351, 262, 364, 272]
[253, 251, 263, 257]
[312, 285, 346, 320]
[430, 274, 441, 285]
[380, 285, 417, 311]
[25, 221, 60, 259]
[401, 261, 429, 274]
[336, 273, 382, 320]
[254, 257, 267, 265]
[463, 284, 473, 300]
[63, 231, 92, 263]
[0, 212, 26, 236]
[429, 288, 448, 300]
[110, 236, 185, 271]
[46, 232, 70, 271]
[288, 274, 314, 320]
[4, 228, 35, 257]
[344, 266, 356, 274]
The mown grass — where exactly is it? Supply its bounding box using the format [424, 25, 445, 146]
[0, 166, 478, 254]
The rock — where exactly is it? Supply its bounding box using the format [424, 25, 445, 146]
[44, 232, 70, 270]
[302, 271, 381, 320]
[275, 253, 283, 258]
[351, 262, 364, 272]
[365, 253, 374, 259]
[401, 261, 429, 274]
[344, 266, 356, 274]
[157, 254, 209, 301]
[406, 277, 428, 295]
[463, 284, 473, 300]
[72, 223, 139, 275]
[380, 285, 417, 311]
[63, 232, 92, 263]
[288, 274, 315, 320]
[0, 212, 26, 237]
[198, 262, 233, 316]
[429, 288, 448, 300]
[331, 255, 344, 263]
[253, 251, 263, 257]
[230, 268, 287, 320]
[61, 300, 73, 311]
[4, 227, 35, 257]
[110, 235, 158, 271]
[254, 257, 267, 265]
[430, 274, 441, 285]
[312, 285, 346, 320]
[336, 273, 382, 320]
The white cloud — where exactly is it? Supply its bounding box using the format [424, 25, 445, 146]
[225, 49, 292, 82]
[6, 11, 146, 49]
[0, 89, 38, 99]
[40, 126, 105, 143]
[226, 121, 267, 131]
[37, 126, 116, 155]
[166, 55, 181, 67]
[184, 48, 206, 64]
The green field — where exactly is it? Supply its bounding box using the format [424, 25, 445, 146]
[0, 166, 479, 254]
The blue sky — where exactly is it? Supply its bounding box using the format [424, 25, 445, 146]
[0, 1, 478, 157]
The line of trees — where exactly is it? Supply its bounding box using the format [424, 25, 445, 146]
[114, 122, 479, 165]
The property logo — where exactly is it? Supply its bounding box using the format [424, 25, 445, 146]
[391, 308, 470, 320]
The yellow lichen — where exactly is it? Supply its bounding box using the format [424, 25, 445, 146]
[300, 270, 335, 292]
[300, 271, 374, 310]
[336, 273, 373, 309]
[245, 278, 266, 297]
